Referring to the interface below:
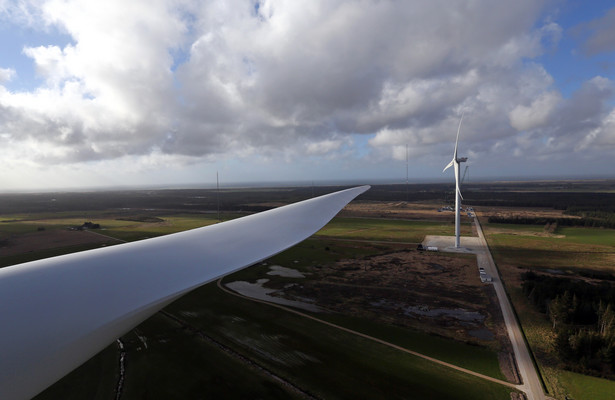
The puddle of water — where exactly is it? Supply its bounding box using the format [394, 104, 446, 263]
[371, 299, 395, 309]
[226, 279, 321, 312]
[545, 269, 564, 275]
[404, 305, 485, 322]
[222, 330, 321, 367]
[428, 263, 445, 271]
[468, 328, 494, 340]
[371, 301, 484, 323]
[267, 265, 306, 278]
[179, 311, 199, 318]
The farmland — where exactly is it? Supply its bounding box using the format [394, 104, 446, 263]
[2, 180, 614, 399]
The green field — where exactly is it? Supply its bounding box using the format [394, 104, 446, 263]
[165, 283, 513, 400]
[484, 223, 615, 272]
[557, 226, 615, 246]
[0, 243, 115, 268]
[558, 370, 615, 400]
[312, 312, 506, 380]
[486, 223, 615, 248]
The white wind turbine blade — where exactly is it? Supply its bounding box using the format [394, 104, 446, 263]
[453, 113, 464, 160]
[0, 185, 369, 400]
[443, 113, 464, 173]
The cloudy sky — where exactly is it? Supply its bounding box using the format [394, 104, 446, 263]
[0, 0, 614, 190]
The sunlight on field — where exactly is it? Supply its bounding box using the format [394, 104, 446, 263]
[559, 370, 615, 400]
[557, 227, 615, 247]
[484, 223, 615, 273]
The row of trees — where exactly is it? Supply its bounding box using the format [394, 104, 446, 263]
[522, 272, 615, 376]
[488, 215, 615, 229]
[564, 209, 615, 228]
[466, 191, 615, 211]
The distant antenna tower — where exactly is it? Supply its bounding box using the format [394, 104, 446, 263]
[216, 171, 220, 222]
[406, 144, 409, 202]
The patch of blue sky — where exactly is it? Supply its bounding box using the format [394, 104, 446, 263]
[242, 56, 257, 76]
[252, 0, 264, 21]
[351, 133, 373, 158]
[0, 22, 74, 92]
[536, 1, 615, 98]
[170, 45, 190, 72]
[169, 8, 197, 74]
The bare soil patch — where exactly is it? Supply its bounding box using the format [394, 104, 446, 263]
[474, 206, 574, 220]
[0, 229, 120, 256]
[486, 227, 565, 238]
[277, 249, 511, 353]
[116, 216, 165, 223]
[341, 201, 455, 221]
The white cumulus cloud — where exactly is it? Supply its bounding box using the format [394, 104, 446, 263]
[0, 67, 16, 83]
[509, 91, 561, 131]
[0, 0, 613, 188]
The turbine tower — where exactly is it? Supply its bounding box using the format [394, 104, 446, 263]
[443, 114, 468, 248]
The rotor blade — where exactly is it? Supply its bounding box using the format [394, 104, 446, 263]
[453, 113, 464, 160]
[442, 158, 454, 173]
[0, 185, 370, 400]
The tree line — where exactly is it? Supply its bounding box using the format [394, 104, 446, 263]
[488, 215, 615, 229]
[522, 271, 615, 377]
[466, 191, 615, 211]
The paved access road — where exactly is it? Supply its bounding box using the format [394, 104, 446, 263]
[474, 218, 546, 400]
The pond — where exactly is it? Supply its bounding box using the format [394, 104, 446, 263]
[226, 279, 321, 312]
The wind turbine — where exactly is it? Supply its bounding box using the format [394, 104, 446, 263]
[443, 114, 468, 248]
